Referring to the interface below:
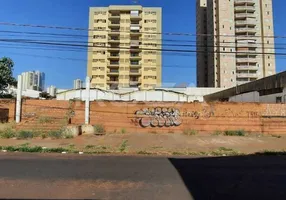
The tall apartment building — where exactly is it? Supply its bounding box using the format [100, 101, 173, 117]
[21, 71, 45, 91]
[87, 5, 162, 90]
[196, 0, 276, 88]
[73, 79, 83, 89]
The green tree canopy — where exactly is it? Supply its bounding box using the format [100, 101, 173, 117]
[0, 57, 16, 95]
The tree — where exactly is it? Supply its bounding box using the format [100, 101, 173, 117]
[0, 57, 16, 96]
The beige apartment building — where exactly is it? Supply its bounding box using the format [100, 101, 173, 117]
[196, 0, 276, 88]
[87, 5, 162, 90]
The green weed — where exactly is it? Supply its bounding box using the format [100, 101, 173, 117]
[224, 129, 246, 136]
[212, 130, 223, 136]
[183, 129, 198, 136]
[47, 130, 63, 139]
[119, 140, 128, 152]
[94, 124, 105, 135]
[0, 128, 16, 139]
[17, 130, 34, 139]
[121, 128, 126, 134]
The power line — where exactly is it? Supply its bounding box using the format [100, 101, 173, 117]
[0, 50, 196, 69]
[1, 29, 285, 47]
[0, 38, 284, 56]
[1, 21, 286, 39]
[0, 37, 283, 52]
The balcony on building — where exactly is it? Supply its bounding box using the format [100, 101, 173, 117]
[236, 65, 258, 70]
[107, 76, 119, 84]
[109, 28, 120, 35]
[130, 10, 142, 20]
[109, 13, 120, 19]
[235, 18, 256, 26]
[108, 36, 120, 44]
[236, 41, 257, 48]
[237, 72, 258, 78]
[234, 0, 255, 6]
[129, 77, 141, 87]
[129, 69, 141, 75]
[235, 12, 255, 19]
[236, 57, 257, 63]
[108, 21, 120, 28]
[107, 69, 119, 75]
[108, 44, 120, 51]
[236, 48, 257, 56]
[235, 26, 256, 34]
[108, 61, 120, 67]
[130, 40, 140, 47]
[108, 53, 120, 59]
[130, 61, 141, 68]
[234, 5, 255, 12]
[130, 53, 141, 60]
[130, 24, 141, 36]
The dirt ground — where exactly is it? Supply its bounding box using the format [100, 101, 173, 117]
[0, 133, 285, 155]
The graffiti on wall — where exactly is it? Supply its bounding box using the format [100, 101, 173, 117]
[134, 107, 182, 127]
[133, 106, 215, 128]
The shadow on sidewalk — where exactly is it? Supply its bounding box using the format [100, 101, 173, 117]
[169, 153, 286, 200]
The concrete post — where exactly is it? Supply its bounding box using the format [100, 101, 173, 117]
[16, 75, 23, 123]
[85, 76, 90, 125]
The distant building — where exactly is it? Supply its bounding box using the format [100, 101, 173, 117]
[21, 71, 45, 91]
[196, 0, 276, 88]
[87, 5, 162, 90]
[47, 85, 57, 97]
[73, 79, 83, 89]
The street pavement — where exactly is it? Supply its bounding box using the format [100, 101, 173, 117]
[0, 153, 285, 200]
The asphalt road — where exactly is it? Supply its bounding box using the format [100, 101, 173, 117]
[0, 153, 286, 200]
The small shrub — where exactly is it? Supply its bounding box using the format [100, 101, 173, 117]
[94, 124, 105, 135]
[38, 116, 53, 124]
[47, 130, 63, 139]
[121, 128, 126, 134]
[42, 147, 69, 153]
[183, 129, 197, 136]
[119, 140, 128, 152]
[0, 128, 16, 139]
[224, 129, 246, 136]
[63, 130, 74, 139]
[270, 134, 282, 139]
[212, 130, 223, 136]
[41, 133, 47, 139]
[85, 145, 95, 149]
[172, 151, 184, 155]
[137, 151, 153, 155]
[20, 143, 30, 147]
[218, 147, 234, 151]
[17, 130, 34, 139]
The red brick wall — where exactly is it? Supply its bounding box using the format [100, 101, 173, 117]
[20, 99, 71, 122]
[71, 101, 286, 134]
[1, 99, 286, 134]
[0, 99, 15, 122]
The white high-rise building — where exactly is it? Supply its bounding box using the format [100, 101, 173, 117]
[196, 0, 276, 88]
[21, 71, 45, 91]
[73, 79, 83, 89]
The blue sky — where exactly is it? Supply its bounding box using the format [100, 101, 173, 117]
[0, 0, 285, 89]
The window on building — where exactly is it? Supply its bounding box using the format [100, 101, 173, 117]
[276, 96, 282, 103]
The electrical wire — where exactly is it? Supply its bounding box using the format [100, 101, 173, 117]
[0, 21, 285, 39]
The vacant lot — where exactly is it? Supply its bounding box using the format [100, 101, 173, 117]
[0, 132, 285, 155]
